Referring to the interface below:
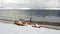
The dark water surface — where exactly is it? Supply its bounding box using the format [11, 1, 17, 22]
[0, 10, 60, 22]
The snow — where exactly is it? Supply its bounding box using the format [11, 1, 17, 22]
[0, 22, 60, 34]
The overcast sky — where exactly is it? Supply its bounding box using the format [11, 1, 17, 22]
[0, 0, 60, 9]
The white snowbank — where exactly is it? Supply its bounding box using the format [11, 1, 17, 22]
[0, 22, 60, 34]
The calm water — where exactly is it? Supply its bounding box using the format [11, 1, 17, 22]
[0, 10, 60, 23]
[0, 10, 60, 17]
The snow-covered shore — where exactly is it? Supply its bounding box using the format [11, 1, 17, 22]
[0, 22, 60, 34]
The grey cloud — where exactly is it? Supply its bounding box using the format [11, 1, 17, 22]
[0, 0, 60, 9]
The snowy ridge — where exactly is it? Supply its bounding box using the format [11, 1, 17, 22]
[0, 22, 60, 34]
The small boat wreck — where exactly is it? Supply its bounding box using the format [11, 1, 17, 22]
[14, 17, 41, 28]
[32, 24, 41, 28]
[14, 19, 25, 26]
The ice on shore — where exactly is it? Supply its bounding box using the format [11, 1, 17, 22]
[0, 22, 60, 34]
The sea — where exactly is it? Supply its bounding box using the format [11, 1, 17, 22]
[0, 9, 60, 23]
